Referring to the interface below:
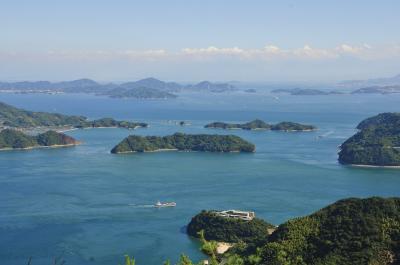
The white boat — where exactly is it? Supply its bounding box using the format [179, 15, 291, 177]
[154, 201, 176, 207]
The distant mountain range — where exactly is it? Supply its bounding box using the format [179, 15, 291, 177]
[339, 74, 400, 88]
[0, 77, 237, 99]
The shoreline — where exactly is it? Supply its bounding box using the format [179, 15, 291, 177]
[113, 149, 252, 154]
[350, 164, 400, 169]
[0, 142, 81, 152]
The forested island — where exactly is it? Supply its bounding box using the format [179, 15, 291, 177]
[0, 129, 79, 150]
[187, 210, 275, 243]
[0, 101, 147, 129]
[205, 119, 316, 131]
[111, 133, 255, 153]
[184, 197, 400, 265]
[338, 112, 400, 167]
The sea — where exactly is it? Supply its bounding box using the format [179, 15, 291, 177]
[0, 91, 399, 265]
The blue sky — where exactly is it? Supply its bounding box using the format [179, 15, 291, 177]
[1, 0, 400, 82]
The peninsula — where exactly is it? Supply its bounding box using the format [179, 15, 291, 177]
[0, 101, 147, 130]
[338, 112, 400, 167]
[185, 197, 400, 265]
[0, 129, 80, 150]
[110, 133, 255, 153]
[205, 119, 316, 131]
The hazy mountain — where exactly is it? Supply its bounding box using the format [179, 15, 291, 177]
[105, 86, 177, 99]
[0, 78, 102, 93]
[0, 77, 238, 96]
[339, 74, 400, 88]
[351, 85, 400, 94]
[120, 77, 182, 92]
[184, 81, 237, 93]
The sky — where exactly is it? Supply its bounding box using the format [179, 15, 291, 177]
[1, 0, 400, 82]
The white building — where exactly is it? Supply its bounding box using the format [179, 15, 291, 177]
[214, 210, 255, 221]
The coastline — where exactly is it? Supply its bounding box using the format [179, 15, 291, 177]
[0, 142, 81, 152]
[112, 149, 252, 154]
[350, 164, 400, 169]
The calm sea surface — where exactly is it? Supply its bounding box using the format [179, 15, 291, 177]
[0, 91, 399, 265]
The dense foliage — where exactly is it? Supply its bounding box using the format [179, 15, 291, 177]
[0, 101, 147, 129]
[111, 133, 255, 153]
[205, 119, 316, 131]
[76, 118, 147, 129]
[339, 113, 400, 166]
[0, 129, 79, 149]
[0, 102, 86, 127]
[205, 119, 271, 130]
[226, 197, 400, 265]
[356, 112, 400, 130]
[187, 210, 275, 243]
[271, 122, 316, 131]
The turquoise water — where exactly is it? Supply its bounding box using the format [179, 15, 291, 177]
[0, 92, 399, 265]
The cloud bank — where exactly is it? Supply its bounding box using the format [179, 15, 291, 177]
[1, 43, 399, 62]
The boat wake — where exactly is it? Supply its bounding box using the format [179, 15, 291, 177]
[127, 204, 155, 208]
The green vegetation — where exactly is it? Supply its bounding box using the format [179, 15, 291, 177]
[0, 129, 79, 149]
[187, 210, 275, 243]
[76, 118, 147, 129]
[205, 119, 271, 130]
[30, 197, 400, 265]
[356, 112, 400, 130]
[0, 101, 147, 129]
[205, 119, 316, 131]
[339, 113, 400, 166]
[224, 197, 400, 265]
[111, 133, 255, 153]
[271, 122, 316, 131]
[0, 101, 86, 127]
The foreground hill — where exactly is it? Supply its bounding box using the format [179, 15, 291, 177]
[111, 133, 255, 153]
[0, 102, 147, 129]
[205, 119, 316, 131]
[338, 113, 400, 166]
[218, 197, 400, 265]
[0, 129, 79, 150]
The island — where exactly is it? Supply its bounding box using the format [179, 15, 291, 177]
[244, 88, 257, 93]
[0, 129, 80, 150]
[205, 119, 271, 130]
[185, 197, 400, 265]
[187, 210, 275, 243]
[76, 118, 147, 129]
[338, 112, 400, 167]
[0, 101, 147, 130]
[0, 77, 238, 97]
[104, 86, 177, 99]
[351, 85, 400, 94]
[271, 88, 343, 95]
[110, 133, 255, 153]
[205, 119, 316, 131]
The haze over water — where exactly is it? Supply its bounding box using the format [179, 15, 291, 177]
[0, 91, 399, 265]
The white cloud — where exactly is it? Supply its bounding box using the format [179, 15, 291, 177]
[2, 43, 400, 62]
